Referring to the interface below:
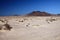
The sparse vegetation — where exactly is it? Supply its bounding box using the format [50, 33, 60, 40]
[19, 20, 24, 22]
[0, 19, 5, 22]
[3, 23, 12, 30]
[49, 18, 56, 22]
[0, 23, 12, 31]
[46, 17, 57, 23]
[32, 24, 40, 27]
[0, 26, 2, 30]
[0, 19, 12, 31]
[26, 23, 30, 27]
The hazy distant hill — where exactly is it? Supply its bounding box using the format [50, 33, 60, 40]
[57, 14, 60, 16]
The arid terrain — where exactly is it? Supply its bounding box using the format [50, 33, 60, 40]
[0, 16, 60, 40]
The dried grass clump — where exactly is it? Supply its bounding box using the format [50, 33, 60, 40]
[0, 23, 12, 31]
[19, 20, 24, 22]
[0, 19, 12, 31]
[26, 23, 30, 27]
[3, 23, 12, 30]
[46, 17, 57, 23]
[0, 26, 2, 30]
[49, 18, 56, 22]
[0, 19, 5, 22]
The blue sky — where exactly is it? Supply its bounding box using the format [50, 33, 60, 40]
[0, 0, 60, 16]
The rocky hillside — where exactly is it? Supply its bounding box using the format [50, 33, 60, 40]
[27, 11, 52, 16]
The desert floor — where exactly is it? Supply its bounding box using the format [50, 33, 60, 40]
[0, 16, 60, 40]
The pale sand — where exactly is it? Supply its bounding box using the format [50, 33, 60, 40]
[0, 16, 60, 40]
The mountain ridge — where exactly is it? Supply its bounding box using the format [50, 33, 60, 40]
[26, 11, 54, 16]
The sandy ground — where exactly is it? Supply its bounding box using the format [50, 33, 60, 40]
[0, 16, 60, 40]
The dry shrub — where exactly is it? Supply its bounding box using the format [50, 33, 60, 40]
[46, 17, 57, 23]
[0, 19, 5, 22]
[0, 19, 12, 31]
[0, 24, 12, 31]
[3, 23, 12, 31]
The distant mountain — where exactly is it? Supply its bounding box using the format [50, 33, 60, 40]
[57, 14, 60, 16]
[13, 14, 21, 16]
[26, 11, 52, 16]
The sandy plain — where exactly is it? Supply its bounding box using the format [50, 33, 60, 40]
[0, 16, 60, 40]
